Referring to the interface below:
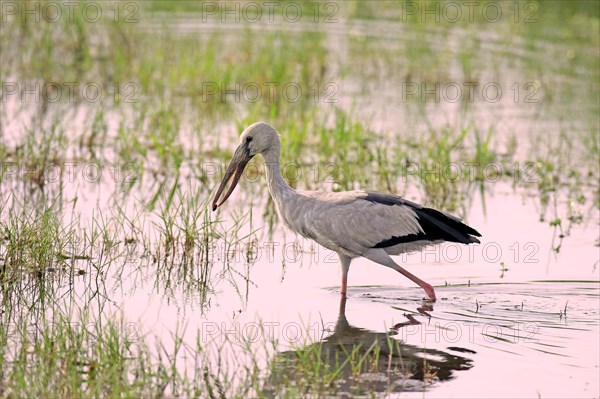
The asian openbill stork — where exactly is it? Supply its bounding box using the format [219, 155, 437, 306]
[212, 122, 481, 301]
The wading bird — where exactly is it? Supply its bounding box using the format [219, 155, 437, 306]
[212, 122, 481, 301]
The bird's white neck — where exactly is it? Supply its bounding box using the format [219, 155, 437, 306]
[261, 144, 294, 204]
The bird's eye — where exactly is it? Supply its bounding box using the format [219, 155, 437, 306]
[246, 136, 253, 143]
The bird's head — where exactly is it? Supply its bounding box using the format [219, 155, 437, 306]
[238, 121, 280, 157]
[212, 122, 280, 211]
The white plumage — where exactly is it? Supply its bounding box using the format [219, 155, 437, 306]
[213, 122, 481, 301]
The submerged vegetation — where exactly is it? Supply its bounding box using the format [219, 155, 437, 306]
[1, 0, 598, 397]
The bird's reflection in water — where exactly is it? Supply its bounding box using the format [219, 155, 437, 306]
[267, 296, 474, 396]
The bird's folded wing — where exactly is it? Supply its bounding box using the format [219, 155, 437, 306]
[304, 191, 480, 255]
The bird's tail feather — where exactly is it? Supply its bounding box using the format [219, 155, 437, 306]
[415, 207, 482, 245]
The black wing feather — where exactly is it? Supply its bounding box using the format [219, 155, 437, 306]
[361, 192, 481, 248]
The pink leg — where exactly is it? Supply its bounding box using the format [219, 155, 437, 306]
[338, 254, 351, 296]
[363, 249, 437, 302]
[393, 266, 436, 301]
[338, 293, 347, 315]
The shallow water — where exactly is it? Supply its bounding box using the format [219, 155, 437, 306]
[345, 280, 599, 398]
[94, 181, 598, 397]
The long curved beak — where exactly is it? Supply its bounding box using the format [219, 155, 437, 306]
[212, 144, 252, 211]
